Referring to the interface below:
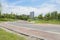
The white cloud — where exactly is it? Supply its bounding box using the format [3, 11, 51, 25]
[34, 3, 58, 16]
[2, 3, 57, 16]
[1, 0, 60, 16]
[49, 0, 60, 4]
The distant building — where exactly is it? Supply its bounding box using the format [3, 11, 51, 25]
[30, 11, 34, 19]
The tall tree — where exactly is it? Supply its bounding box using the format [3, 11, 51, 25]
[16, 14, 29, 20]
[58, 13, 60, 20]
[44, 13, 51, 20]
[38, 14, 43, 20]
[51, 11, 58, 20]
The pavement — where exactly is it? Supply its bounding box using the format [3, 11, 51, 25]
[0, 20, 60, 40]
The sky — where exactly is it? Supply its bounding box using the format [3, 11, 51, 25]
[1, 0, 60, 16]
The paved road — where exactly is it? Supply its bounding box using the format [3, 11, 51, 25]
[7, 20, 60, 33]
[0, 20, 60, 40]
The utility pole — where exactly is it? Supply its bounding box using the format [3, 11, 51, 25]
[0, 1, 2, 15]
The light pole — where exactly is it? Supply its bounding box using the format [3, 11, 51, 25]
[0, 1, 2, 15]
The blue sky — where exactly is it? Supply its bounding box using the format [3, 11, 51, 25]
[6, 0, 48, 7]
[1, 0, 60, 16]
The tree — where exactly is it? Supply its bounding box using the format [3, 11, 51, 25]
[51, 11, 58, 20]
[38, 14, 43, 20]
[58, 13, 60, 20]
[16, 14, 29, 20]
[44, 13, 51, 20]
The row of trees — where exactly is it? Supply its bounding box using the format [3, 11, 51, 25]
[0, 11, 60, 21]
[0, 13, 29, 20]
[38, 11, 60, 20]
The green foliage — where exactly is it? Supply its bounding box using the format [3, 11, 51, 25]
[58, 13, 60, 20]
[34, 20, 60, 24]
[38, 14, 43, 20]
[0, 13, 29, 21]
[51, 11, 58, 19]
[44, 13, 51, 20]
[37, 11, 60, 21]
[16, 14, 29, 20]
[34, 11, 60, 24]
[0, 11, 60, 22]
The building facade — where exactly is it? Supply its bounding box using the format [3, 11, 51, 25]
[30, 11, 34, 19]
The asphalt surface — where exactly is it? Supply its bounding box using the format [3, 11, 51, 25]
[7, 20, 60, 33]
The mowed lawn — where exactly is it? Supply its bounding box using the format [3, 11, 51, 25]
[0, 28, 26, 40]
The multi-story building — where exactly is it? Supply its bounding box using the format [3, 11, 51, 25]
[30, 11, 34, 19]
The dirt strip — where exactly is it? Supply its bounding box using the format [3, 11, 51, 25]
[0, 22, 60, 40]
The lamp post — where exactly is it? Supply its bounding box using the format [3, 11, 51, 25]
[0, 1, 2, 15]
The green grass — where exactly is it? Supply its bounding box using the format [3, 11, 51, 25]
[0, 28, 26, 40]
[0, 18, 18, 22]
[30, 20, 60, 24]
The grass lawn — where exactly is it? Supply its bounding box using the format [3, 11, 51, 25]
[0, 28, 26, 40]
[0, 18, 19, 23]
[29, 20, 60, 24]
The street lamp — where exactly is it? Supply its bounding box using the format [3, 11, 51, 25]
[0, 1, 2, 15]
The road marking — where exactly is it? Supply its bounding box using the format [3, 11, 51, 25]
[44, 31, 60, 34]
